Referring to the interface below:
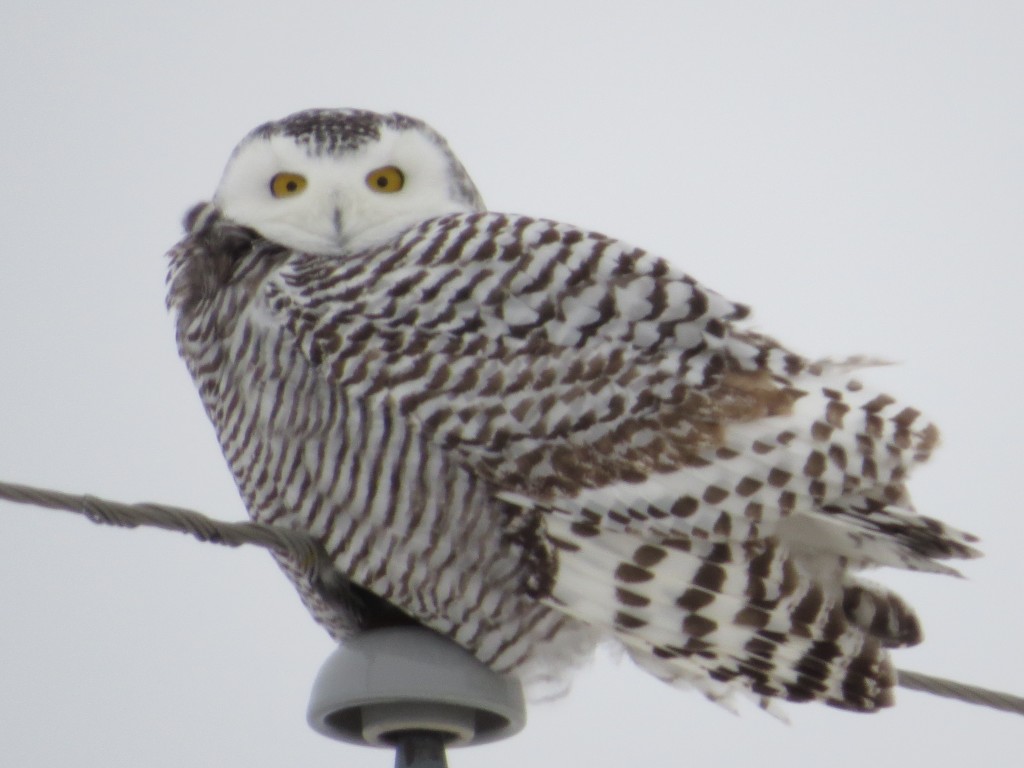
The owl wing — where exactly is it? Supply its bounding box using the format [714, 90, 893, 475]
[266, 210, 979, 708]
[268, 211, 973, 563]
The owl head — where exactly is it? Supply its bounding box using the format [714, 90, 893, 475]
[213, 109, 485, 254]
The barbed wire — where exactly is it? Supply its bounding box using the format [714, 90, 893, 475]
[1, 477, 1022, 718]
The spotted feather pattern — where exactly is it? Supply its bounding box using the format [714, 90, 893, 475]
[168, 195, 978, 711]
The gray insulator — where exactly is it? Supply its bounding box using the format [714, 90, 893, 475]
[307, 626, 527, 751]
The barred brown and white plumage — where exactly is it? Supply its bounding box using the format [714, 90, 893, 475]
[166, 108, 979, 712]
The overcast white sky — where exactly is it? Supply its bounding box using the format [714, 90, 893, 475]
[1, 3, 1022, 766]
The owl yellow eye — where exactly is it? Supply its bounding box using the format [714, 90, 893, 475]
[365, 166, 405, 193]
[270, 172, 307, 198]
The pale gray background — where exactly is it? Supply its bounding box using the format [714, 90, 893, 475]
[1, 2, 1021, 766]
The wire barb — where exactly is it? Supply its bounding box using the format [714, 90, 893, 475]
[1, 477, 1022, 718]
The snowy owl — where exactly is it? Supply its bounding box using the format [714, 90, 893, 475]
[166, 108, 978, 711]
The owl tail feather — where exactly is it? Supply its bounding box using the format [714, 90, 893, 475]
[546, 520, 916, 711]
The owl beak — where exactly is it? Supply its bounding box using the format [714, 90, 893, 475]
[331, 205, 344, 238]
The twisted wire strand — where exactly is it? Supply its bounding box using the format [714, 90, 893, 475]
[1, 477, 1022, 718]
[0, 479, 348, 597]
[896, 669, 1024, 717]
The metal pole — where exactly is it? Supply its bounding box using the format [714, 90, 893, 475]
[393, 731, 449, 768]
